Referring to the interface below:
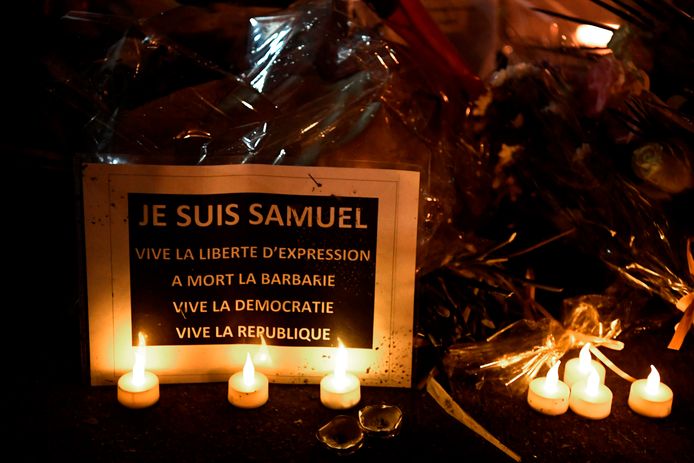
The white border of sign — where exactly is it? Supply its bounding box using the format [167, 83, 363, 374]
[83, 163, 419, 387]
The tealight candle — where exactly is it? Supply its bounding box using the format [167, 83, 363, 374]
[569, 367, 613, 419]
[628, 365, 673, 418]
[563, 343, 606, 388]
[320, 339, 361, 409]
[117, 332, 160, 409]
[228, 353, 269, 409]
[527, 361, 570, 415]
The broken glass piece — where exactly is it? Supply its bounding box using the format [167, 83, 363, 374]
[316, 415, 364, 455]
[358, 404, 403, 438]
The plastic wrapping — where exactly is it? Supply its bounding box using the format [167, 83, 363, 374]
[444, 295, 628, 395]
[50, 1, 691, 368]
[55, 0, 483, 272]
[462, 50, 693, 342]
[80, 1, 392, 164]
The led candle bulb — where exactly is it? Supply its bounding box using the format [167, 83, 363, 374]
[563, 343, 606, 388]
[320, 339, 361, 409]
[527, 361, 570, 415]
[228, 353, 269, 409]
[117, 332, 160, 409]
[628, 365, 673, 418]
[253, 334, 271, 368]
[569, 367, 613, 419]
[574, 24, 617, 48]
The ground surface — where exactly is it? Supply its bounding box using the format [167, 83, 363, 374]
[8, 322, 694, 463]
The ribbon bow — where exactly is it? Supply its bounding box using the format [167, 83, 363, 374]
[668, 238, 694, 350]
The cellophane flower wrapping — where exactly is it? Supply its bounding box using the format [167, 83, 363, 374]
[55, 0, 487, 276]
[49, 1, 692, 388]
[435, 0, 692, 392]
[444, 294, 629, 395]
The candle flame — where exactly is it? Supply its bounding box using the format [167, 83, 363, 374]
[545, 361, 560, 393]
[242, 352, 256, 388]
[334, 339, 348, 386]
[585, 367, 600, 397]
[254, 334, 271, 366]
[646, 365, 660, 395]
[579, 343, 592, 371]
[132, 332, 146, 387]
[575, 24, 618, 48]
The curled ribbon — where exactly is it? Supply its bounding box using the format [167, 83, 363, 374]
[668, 238, 693, 351]
[589, 345, 636, 383]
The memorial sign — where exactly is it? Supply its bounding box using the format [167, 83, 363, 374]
[83, 163, 419, 387]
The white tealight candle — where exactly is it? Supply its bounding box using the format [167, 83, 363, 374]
[117, 332, 160, 409]
[569, 367, 613, 419]
[320, 339, 361, 409]
[628, 365, 673, 418]
[527, 361, 570, 415]
[563, 343, 606, 388]
[228, 353, 269, 409]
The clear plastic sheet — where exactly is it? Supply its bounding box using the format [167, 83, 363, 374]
[444, 295, 627, 395]
[57, 0, 479, 270]
[463, 52, 693, 345]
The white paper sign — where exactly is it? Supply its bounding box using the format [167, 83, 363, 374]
[83, 163, 419, 387]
